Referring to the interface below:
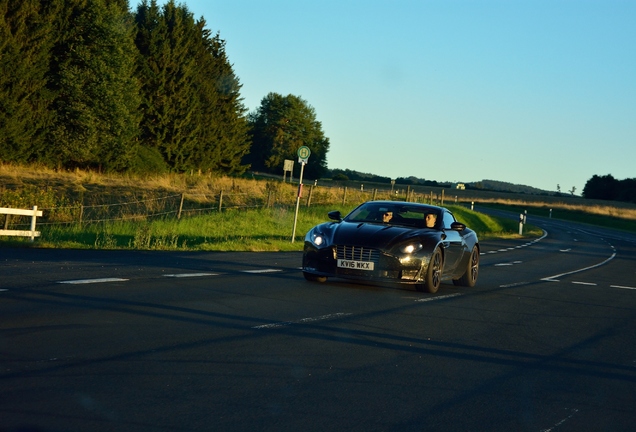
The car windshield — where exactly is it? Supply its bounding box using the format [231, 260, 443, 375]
[345, 203, 440, 229]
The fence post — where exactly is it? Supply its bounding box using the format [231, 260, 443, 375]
[306, 184, 314, 207]
[266, 189, 272, 208]
[30, 206, 38, 241]
[177, 193, 185, 219]
[218, 190, 224, 212]
[342, 187, 347, 205]
[372, 189, 377, 201]
[441, 189, 445, 206]
[79, 204, 84, 227]
[4, 207, 9, 230]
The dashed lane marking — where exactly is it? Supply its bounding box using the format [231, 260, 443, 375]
[611, 285, 636, 290]
[163, 273, 219, 278]
[58, 278, 129, 285]
[494, 261, 523, 267]
[500, 282, 529, 288]
[540, 408, 579, 432]
[414, 293, 462, 302]
[252, 312, 352, 329]
[242, 269, 282, 274]
[480, 230, 548, 256]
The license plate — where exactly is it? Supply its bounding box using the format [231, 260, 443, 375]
[337, 259, 374, 271]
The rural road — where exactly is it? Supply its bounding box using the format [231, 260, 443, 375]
[1, 213, 635, 431]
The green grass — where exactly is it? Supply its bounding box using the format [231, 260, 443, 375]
[478, 203, 636, 233]
[32, 205, 356, 251]
[0, 203, 542, 251]
[447, 205, 543, 239]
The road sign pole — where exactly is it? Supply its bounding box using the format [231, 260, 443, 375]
[291, 161, 306, 243]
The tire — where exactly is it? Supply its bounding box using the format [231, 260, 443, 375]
[453, 245, 479, 287]
[417, 248, 443, 293]
[303, 272, 327, 283]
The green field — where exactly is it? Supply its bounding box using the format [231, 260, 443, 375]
[2, 164, 633, 251]
[1, 204, 543, 251]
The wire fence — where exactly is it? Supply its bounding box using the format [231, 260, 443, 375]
[8, 176, 625, 232]
[1, 182, 455, 231]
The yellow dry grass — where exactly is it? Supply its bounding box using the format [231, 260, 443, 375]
[2, 162, 635, 221]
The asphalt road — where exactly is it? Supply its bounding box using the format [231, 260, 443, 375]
[1, 214, 635, 432]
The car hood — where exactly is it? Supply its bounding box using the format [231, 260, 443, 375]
[317, 220, 439, 249]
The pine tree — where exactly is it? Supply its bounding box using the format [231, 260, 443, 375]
[0, 0, 55, 163]
[191, 22, 250, 174]
[46, 0, 141, 171]
[135, 0, 199, 172]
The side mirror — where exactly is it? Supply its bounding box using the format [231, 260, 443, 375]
[450, 221, 466, 231]
[328, 210, 342, 221]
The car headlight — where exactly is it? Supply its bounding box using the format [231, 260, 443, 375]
[311, 233, 324, 246]
[399, 243, 422, 254]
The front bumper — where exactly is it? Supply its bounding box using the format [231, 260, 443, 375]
[302, 242, 426, 284]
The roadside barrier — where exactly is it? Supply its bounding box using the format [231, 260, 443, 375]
[0, 206, 42, 241]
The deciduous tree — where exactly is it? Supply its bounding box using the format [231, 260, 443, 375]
[247, 93, 329, 179]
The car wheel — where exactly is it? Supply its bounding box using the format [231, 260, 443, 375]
[453, 245, 479, 287]
[417, 248, 442, 293]
[303, 272, 327, 283]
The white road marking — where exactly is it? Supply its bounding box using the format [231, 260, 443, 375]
[58, 278, 128, 285]
[541, 251, 616, 282]
[572, 281, 597, 286]
[415, 293, 462, 302]
[242, 269, 281, 274]
[252, 312, 352, 329]
[495, 263, 514, 266]
[163, 273, 218, 278]
[540, 408, 579, 432]
[481, 230, 548, 255]
[500, 282, 528, 288]
[611, 285, 636, 290]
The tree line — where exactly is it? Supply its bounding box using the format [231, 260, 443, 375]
[1, 0, 329, 178]
[582, 174, 636, 204]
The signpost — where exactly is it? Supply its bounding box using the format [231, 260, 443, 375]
[283, 159, 294, 182]
[291, 146, 311, 242]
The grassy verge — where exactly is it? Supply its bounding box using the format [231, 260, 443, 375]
[478, 203, 636, 233]
[2, 204, 542, 251]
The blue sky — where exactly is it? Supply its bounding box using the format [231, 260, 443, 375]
[154, 0, 635, 193]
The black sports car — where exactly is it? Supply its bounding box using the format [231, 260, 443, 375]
[302, 201, 479, 293]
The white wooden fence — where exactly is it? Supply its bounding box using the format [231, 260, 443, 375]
[0, 206, 42, 241]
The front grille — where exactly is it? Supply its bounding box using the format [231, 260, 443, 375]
[336, 245, 380, 263]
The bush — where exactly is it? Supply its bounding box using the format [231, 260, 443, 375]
[128, 146, 170, 175]
[332, 173, 349, 181]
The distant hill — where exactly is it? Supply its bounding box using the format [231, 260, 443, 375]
[467, 180, 555, 195]
[327, 169, 555, 196]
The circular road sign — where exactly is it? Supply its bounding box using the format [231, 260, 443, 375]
[297, 146, 311, 160]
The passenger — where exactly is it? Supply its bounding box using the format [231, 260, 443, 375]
[425, 212, 437, 228]
[382, 211, 393, 223]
